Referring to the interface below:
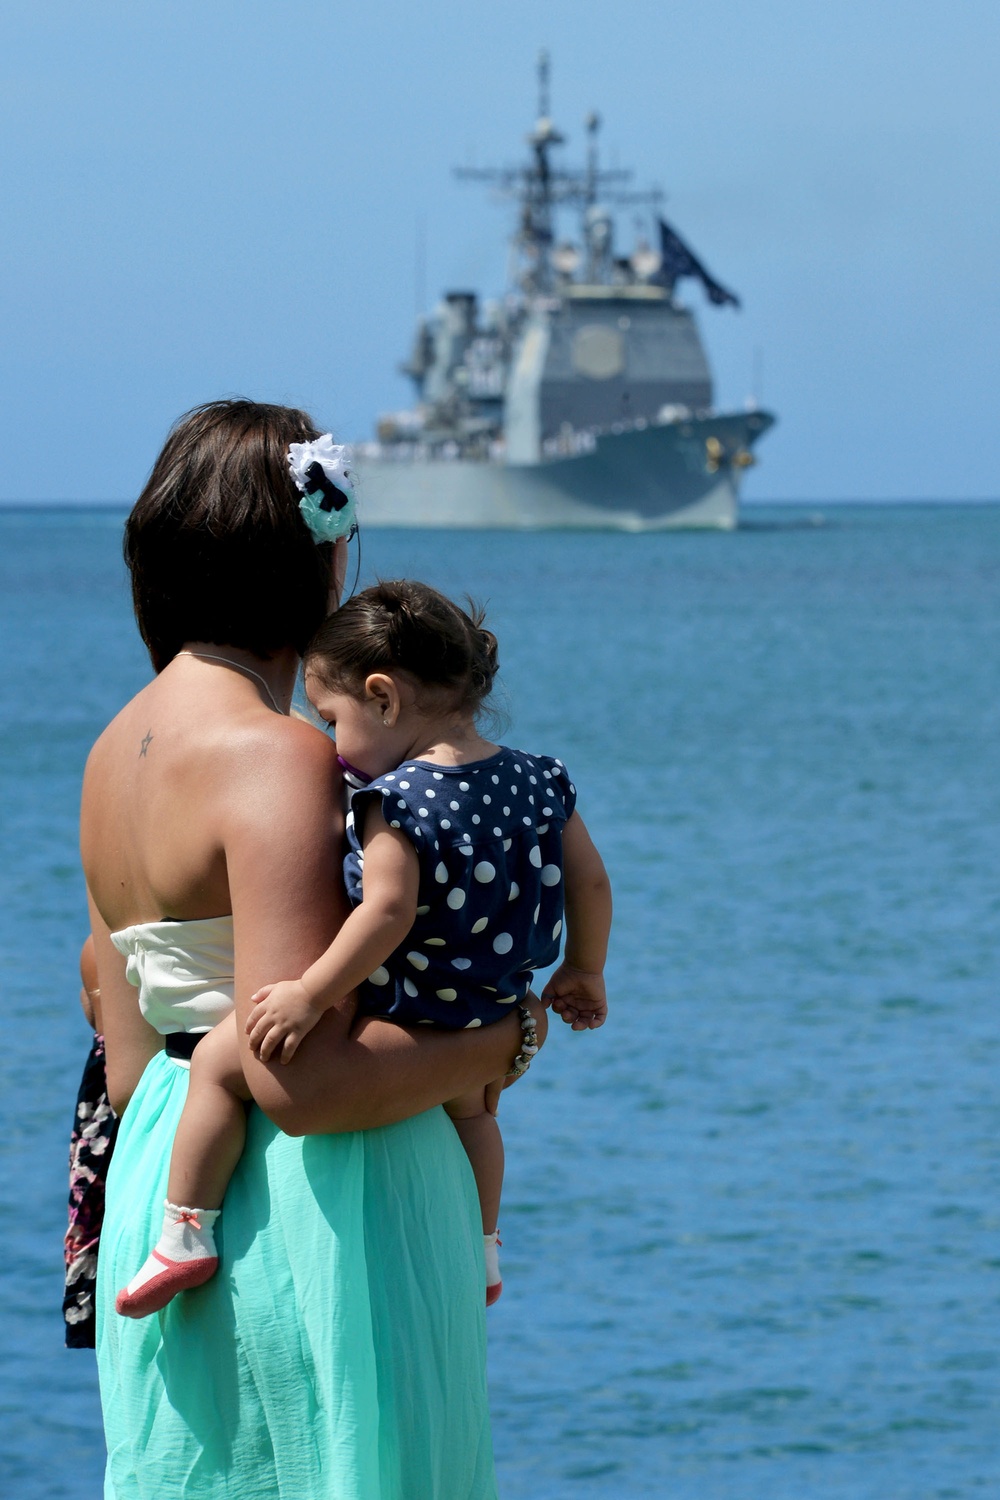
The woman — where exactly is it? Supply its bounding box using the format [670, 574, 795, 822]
[81, 399, 544, 1498]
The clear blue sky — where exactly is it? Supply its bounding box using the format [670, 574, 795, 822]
[2, 0, 997, 501]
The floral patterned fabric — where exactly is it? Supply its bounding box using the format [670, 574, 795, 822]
[64, 1033, 118, 1348]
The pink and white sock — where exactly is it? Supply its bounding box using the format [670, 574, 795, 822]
[484, 1230, 502, 1306]
[115, 1201, 220, 1319]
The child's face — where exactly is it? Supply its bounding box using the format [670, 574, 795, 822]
[305, 675, 401, 782]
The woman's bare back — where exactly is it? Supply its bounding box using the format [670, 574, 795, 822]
[81, 649, 350, 1110]
[82, 650, 307, 930]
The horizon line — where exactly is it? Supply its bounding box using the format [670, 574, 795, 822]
[2, 496, 999, 509]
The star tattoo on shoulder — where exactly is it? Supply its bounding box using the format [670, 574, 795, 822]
[139, 729, 153, 758]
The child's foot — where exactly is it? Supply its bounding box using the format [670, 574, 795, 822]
[484, 1230, 502, 1306]
[116, 1202, 221, 1318]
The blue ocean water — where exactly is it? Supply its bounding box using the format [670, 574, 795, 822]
[1, 503, 998, 1499]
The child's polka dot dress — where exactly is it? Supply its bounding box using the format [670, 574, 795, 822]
[345, 748, 576, 1028]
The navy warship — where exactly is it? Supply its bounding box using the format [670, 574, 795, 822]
[355, 55, 775, 529]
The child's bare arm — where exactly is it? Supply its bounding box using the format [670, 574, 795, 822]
[246, 803, 418, 1062]
[542, 811, 612, 1030]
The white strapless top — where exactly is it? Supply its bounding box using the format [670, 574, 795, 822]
[109, 916, 235, 1035]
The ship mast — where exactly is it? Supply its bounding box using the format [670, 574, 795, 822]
[521, 50, 563, 290]
[454, 54, 663, 295]
[584, 110, 600, 207]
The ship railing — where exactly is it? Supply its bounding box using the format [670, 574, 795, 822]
[537, 406, 707, 459]
[356, 439, 502, 465]
[357, 404, 734, 466]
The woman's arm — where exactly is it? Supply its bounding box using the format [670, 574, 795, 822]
[86, 892, 162, 1115]
[225, 723, 541, 1135]
[244, 806, 420, 1063]
[79, 933, 101, 1032]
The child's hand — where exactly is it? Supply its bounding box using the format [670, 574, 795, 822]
[245, 981, 326, 1063]
[541, 963, 608, 1030]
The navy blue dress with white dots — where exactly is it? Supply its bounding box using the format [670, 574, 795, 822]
[345, 748, 577, 1029]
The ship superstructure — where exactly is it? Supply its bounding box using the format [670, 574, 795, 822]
[356, 54, 774, 529]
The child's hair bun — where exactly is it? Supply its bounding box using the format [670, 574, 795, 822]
[468, 614, 499, 700]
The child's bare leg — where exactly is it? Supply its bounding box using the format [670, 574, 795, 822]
[166, 1015, 250, 1208]
[445, 1085, 504, 1232]
[116, 1014, 249, 1319]
[446, 1085, 505, 1304]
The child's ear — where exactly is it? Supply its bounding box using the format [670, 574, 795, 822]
[364, 672, 402, 727]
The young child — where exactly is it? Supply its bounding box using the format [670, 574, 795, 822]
[117, 580, 611, 1318]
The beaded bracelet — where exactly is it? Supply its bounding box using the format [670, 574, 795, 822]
[505, 1003, 540, 1080]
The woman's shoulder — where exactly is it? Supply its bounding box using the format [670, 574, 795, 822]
[191, 712, 345, 874]
[216, 711, 343, 816]
[83, 691, 343, 853]
[81, 680, 160, 800]
[85, 686, 338, 776]
[228, 707, 338, 766]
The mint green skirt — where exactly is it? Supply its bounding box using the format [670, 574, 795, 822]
[97, 1052, 497, 1499]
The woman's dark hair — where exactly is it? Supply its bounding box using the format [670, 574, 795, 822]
[125, 399, 336, 670]
[305, 580, 500, 717]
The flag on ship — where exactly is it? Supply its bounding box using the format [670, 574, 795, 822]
[656, 218, 741, 307]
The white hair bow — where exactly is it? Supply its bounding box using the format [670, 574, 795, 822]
[287, 434, 358, 543]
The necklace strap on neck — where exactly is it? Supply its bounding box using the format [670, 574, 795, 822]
[176, 651, 286, 716]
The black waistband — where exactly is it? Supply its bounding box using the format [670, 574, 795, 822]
[164, 1032, 204, 1060]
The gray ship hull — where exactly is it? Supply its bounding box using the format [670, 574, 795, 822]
[356, 410, 773, 530]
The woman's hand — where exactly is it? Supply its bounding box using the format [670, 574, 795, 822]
[484, 993, 549, 1115]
